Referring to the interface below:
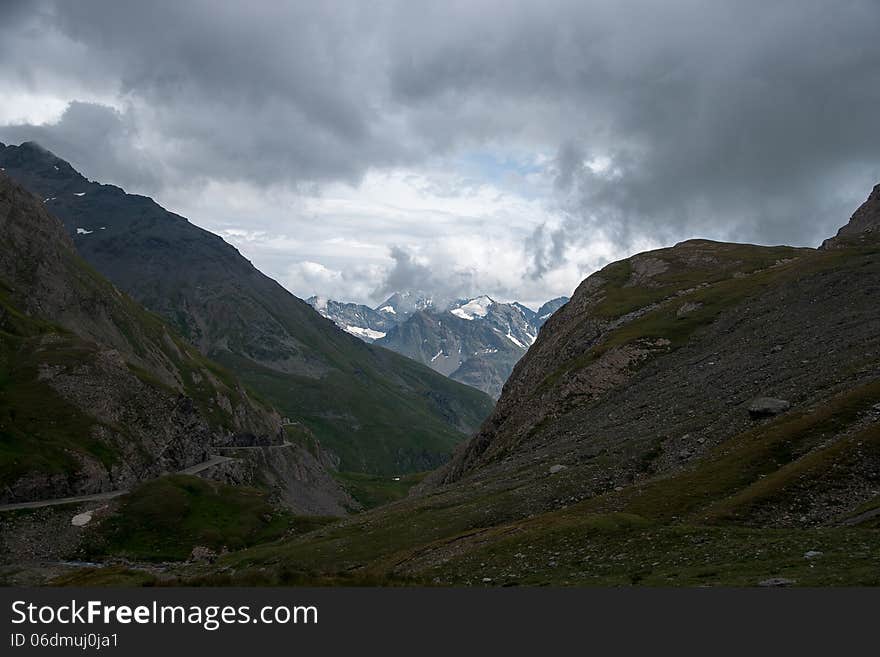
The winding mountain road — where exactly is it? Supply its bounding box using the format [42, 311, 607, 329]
[0, 455, 235, 512]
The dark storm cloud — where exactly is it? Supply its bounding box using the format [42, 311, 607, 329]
[386, 1, 880, 248]
[3, 0, 880, 271]
[0, 101, 162, 191]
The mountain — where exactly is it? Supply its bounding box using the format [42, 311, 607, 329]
[306, 296, 395, 342]
[375, 291, 440, 322]
[309, 292, 570, 398]
[822, 183, 880, 249]
[0, 171, 354, 514]
[0, 142, 494, 475]
[535, 296, 569, 325]
[184, 182, 880, 587]
[377, 295, 551, 398]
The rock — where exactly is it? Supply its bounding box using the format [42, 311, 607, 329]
[804, 550, 823, 559]
[758, 577, 796, 587]
[676, 301, 703, 317]
[748, 397, 791, 419]
[189, 545, 219, 563]
[549, 464, 567, 474]
[71, 510, 94, 527]
[770, 344, 784, 353]
[678, 449, 692, 459]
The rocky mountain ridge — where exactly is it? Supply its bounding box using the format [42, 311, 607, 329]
[308, 292, 570, 398]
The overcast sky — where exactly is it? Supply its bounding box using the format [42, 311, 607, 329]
[2, 1, 880, 307]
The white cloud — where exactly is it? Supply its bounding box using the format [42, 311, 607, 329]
[151, 162, 601, 306]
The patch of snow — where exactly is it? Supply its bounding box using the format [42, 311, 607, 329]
[343, 325, 386, 340]
[539, 313, 551, 320]
[450, 295, 494, 320]
[378, 305, 396, 314]
[76, 228, 93, 235]
[504, 327, 526, 349]
[73, 192, 86, 197]
[53, 165, 59, 171]
[100, 226, 107, 230]
[431, 350, 444, 362]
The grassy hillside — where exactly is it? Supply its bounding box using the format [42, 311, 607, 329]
[84, 475, 336, 562]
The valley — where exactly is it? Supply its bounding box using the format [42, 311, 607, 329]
[2, 151, 878, 587]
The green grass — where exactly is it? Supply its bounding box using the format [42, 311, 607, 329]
[333, 471, 427, 510]
[0, 331, 116, 486]
[214, 350, 492, 475]
[591, 242, 807, 319]
[85, 475, 335, 562]
[420, 513, 880, 587]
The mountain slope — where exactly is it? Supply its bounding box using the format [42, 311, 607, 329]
[0, 142, 494, 475]
[177, 182, 880, 587]
[0, 172, 284, 502]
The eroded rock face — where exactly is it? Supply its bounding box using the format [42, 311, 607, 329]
[822, 183, 880, 249]
[212, 442, 357, 516]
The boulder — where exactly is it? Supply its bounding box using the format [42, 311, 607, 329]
[189, 545, 219, 563]
[758, 577, 796, 587]
[748, 397, 791, 419]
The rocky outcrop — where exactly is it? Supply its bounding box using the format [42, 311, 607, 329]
[213, 443, 357, 515]
[822, 183, 880, 249]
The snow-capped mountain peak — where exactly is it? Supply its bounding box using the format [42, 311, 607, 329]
[307, 290, 569, 397]
[374, 291, 437, 320]
[450, 295, 494, 320]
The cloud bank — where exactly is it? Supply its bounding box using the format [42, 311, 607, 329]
[2, 1, 880, 305]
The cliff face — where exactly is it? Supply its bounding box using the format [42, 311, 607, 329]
[0, 172, 288, 503]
